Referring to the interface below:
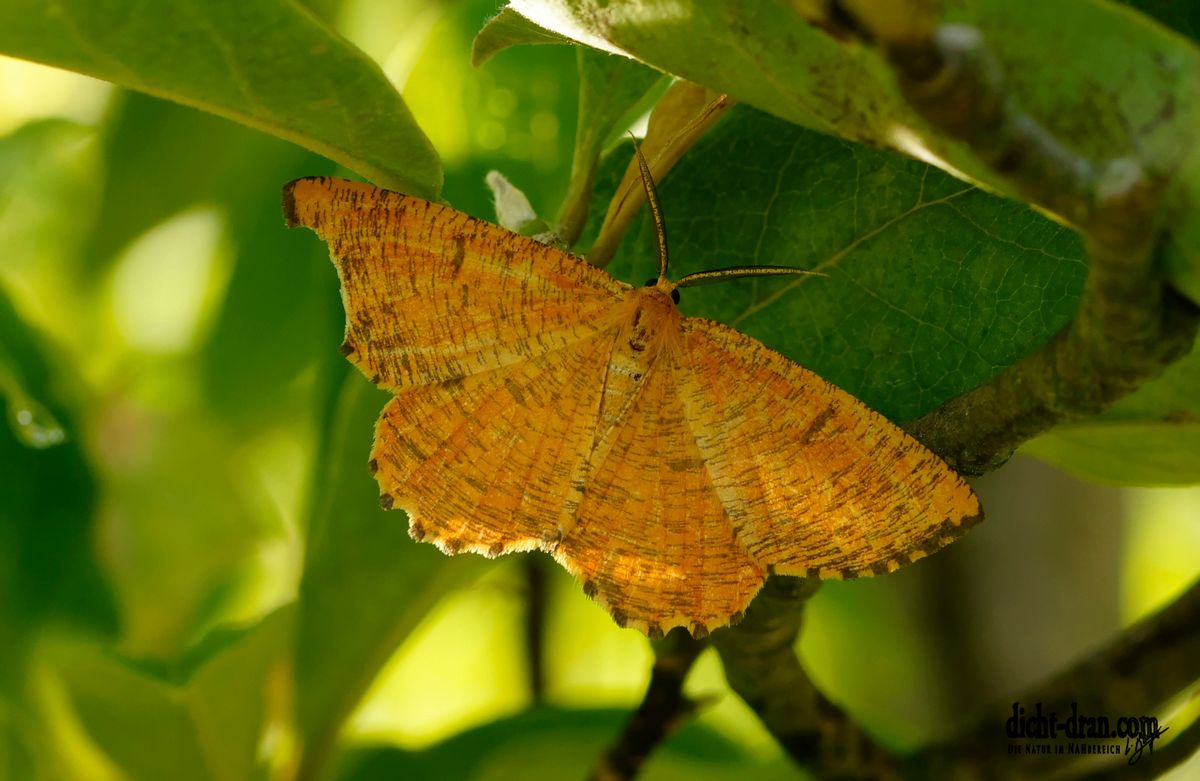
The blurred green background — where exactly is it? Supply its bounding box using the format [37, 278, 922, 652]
[1, 0, 1199, 779]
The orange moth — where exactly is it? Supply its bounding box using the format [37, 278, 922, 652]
[282, 151, 981, 638]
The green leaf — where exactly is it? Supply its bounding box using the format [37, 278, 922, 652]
[601, 105, 1085, 423]
[472, 6, 573, 67]
[55, 606, 292, 781]
[1021, 348, 1200, 485]
[1114, 1, 1200, 44]
[0, 0, 442, 198]
[0, 714, 41, 781]
[294, 370, 490, 780]
[0, 122, 115, 779]
[1022, 424, 1200, 487]
[500, 0, 1200, 303]
[332, 706, 797, 780]
[0, 284, 116, 681]
[557, 47, 664, 243]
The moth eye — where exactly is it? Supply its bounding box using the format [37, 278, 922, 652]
[643, 278, 657, 287]
[671, 289, 681, 304]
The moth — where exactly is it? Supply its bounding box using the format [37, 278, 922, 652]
[282, 151, 981, 638]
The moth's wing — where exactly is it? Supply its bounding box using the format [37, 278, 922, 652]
[678, 318, 982, 579]
[283, 176, 629, 389]
[555, 340, 766, 638]
[372, 329, 618, 558]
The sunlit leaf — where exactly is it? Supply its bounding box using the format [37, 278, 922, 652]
[472, 6, 573, 67]
[0, 0, 442, 198]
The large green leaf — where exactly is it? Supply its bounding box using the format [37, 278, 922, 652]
[55, 607, 292, 781]
[500, 0, 1200, 303]
[601, 106, 1085, 424]
[0, 0, 441, 198]
[294, 369, 490, 780]
[332, 706, 796, 780]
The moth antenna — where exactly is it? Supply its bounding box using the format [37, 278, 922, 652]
[676, 265, 828, 288]
[629, 133, 670, 282]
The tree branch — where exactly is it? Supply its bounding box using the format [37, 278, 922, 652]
[912, 576, 1200, 778]
[1080, 715, 1200, 781]
[711, 577, 899, 779]
[591, 630, 708, 781]
[881, 23, 1200, 473]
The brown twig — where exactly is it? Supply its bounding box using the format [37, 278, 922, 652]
[523, 555, 548, 703]
[711, 577, 900, 779]
[590, 630, 709, 781]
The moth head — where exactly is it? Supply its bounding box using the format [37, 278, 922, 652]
[643, 277, 681, 305]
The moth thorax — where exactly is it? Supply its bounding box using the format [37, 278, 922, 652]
[623, 288, 680, 355]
